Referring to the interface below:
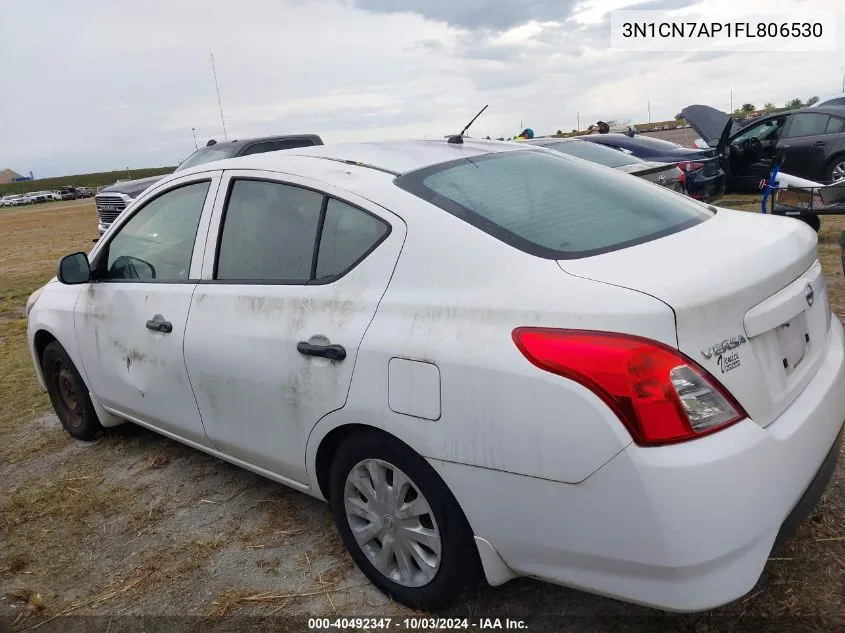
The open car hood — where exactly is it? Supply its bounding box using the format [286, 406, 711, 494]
[681, 105, 739, 145]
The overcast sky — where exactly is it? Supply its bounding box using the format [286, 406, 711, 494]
[1, 0, 843, 177]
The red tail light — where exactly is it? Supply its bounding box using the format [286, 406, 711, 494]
[512, 328, 747, 446]
[677, 161, 704, 172]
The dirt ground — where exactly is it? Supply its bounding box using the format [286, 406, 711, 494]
[1, 199, 844, 633]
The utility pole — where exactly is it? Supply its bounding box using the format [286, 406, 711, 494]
[730, 90, 733, 112]
[648, 101, 651, 123]
[191, 128, 198, 150]
[210, 52, 228, 141]
[841, 73, 844, 93]
[577, 112, 580, 130]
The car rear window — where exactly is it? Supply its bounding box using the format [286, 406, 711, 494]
[175, 145, 239, 171]
[539, 141, 642, 168]
[597, 135, 681, 151]
[395, 150, 711, 259]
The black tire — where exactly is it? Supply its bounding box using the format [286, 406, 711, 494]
[329, 431, 479, 611]
[41, 341, 102, 441]
[826, 154, 845, 183]
[800, 214, 821, 232]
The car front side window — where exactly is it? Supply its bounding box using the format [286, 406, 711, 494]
[732, 118, 785, 145]
[99, 181, 210, 282]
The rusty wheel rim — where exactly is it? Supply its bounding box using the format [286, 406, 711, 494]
[51, 359, 83, 429]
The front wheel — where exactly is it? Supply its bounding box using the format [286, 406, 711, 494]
[42, 341, 103, 441]
[329, 431, 479, 611]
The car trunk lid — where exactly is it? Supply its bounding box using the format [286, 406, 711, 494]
[558, 209, 830, 427]
[681, 105, 739, 145]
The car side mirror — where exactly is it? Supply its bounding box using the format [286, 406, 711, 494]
[57, 252, 91, 285]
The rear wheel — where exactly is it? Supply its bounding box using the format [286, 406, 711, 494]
[827, 155, 845, 183]
[42, 341, 102, 441]
[329, 431, 479, 611]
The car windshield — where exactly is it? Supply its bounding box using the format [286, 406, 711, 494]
[540, 141, 642, 168]
[396, 150, 710, 259]
[175, 145, 238, 172]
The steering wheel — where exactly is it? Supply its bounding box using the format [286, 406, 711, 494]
[738, 137, 763, 158]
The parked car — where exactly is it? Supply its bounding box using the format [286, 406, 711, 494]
[527, 137, 686, 193]
[75, 187, 94, 198]
[811, 95, 845, 108]
[575, 133, 726, 201]
[0, 195, 26, 207]
[28, 139, 844, 613]
[681, 104, 845, 188]
[28, 191, 55, 203]
[94, 134, 324, 234]
[60, 186, 80, 200]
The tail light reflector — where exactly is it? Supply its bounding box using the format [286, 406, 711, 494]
[512, 328, 747, 446]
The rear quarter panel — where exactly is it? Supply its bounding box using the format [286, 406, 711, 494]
[306, 187, 678, 486]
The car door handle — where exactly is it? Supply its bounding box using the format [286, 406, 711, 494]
[814, 140, 827, 146]
[146, 314, 173, 334]
[296, 341, 346, 361]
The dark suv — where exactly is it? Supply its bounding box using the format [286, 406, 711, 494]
[95, 134, 323, 233]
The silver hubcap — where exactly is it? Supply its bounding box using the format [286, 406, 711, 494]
[343, 458, 442, 587]
[832, 161, 845, 182]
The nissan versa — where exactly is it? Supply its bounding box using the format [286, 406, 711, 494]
[27, 139, 845, 611]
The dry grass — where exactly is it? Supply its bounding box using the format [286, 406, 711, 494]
[0, 201, 95, 453]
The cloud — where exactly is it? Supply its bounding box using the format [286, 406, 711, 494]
[0, 0, 842, 177]
[350, 0, 580, 31]
[628, 0, 700, 10]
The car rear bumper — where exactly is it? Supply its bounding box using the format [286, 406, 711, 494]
[433, 316, 845, 611]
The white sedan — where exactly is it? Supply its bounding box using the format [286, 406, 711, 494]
[26, 139, 845, 612]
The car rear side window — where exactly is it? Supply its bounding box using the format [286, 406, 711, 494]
[826, 117, 845, 134]
[315, 199, 389, 281]
[396, 151, 711, 259]
[216, 180, 323, 281]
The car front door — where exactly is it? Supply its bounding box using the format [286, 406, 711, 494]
[780, 113, 845, 182]
[183, 170, 406, 484]
[74, 173, 221, 446]
[727, 116, 787, 189]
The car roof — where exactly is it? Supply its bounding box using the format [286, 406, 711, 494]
[175, 138, 534, 179]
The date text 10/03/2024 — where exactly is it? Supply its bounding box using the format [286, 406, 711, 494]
[308, 618, 528, 630]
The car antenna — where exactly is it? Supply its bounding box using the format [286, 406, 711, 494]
[447, 105, 489, 144]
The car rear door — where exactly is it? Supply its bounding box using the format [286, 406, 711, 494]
[74, 172, 222, 446]
[183, 169, 406, 484]
[779, 113, 839, 181]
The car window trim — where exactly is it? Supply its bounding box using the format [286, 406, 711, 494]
[394, 151, 707, 260]
[91, 178, 216, 284]
[208, 176, 392, 286]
